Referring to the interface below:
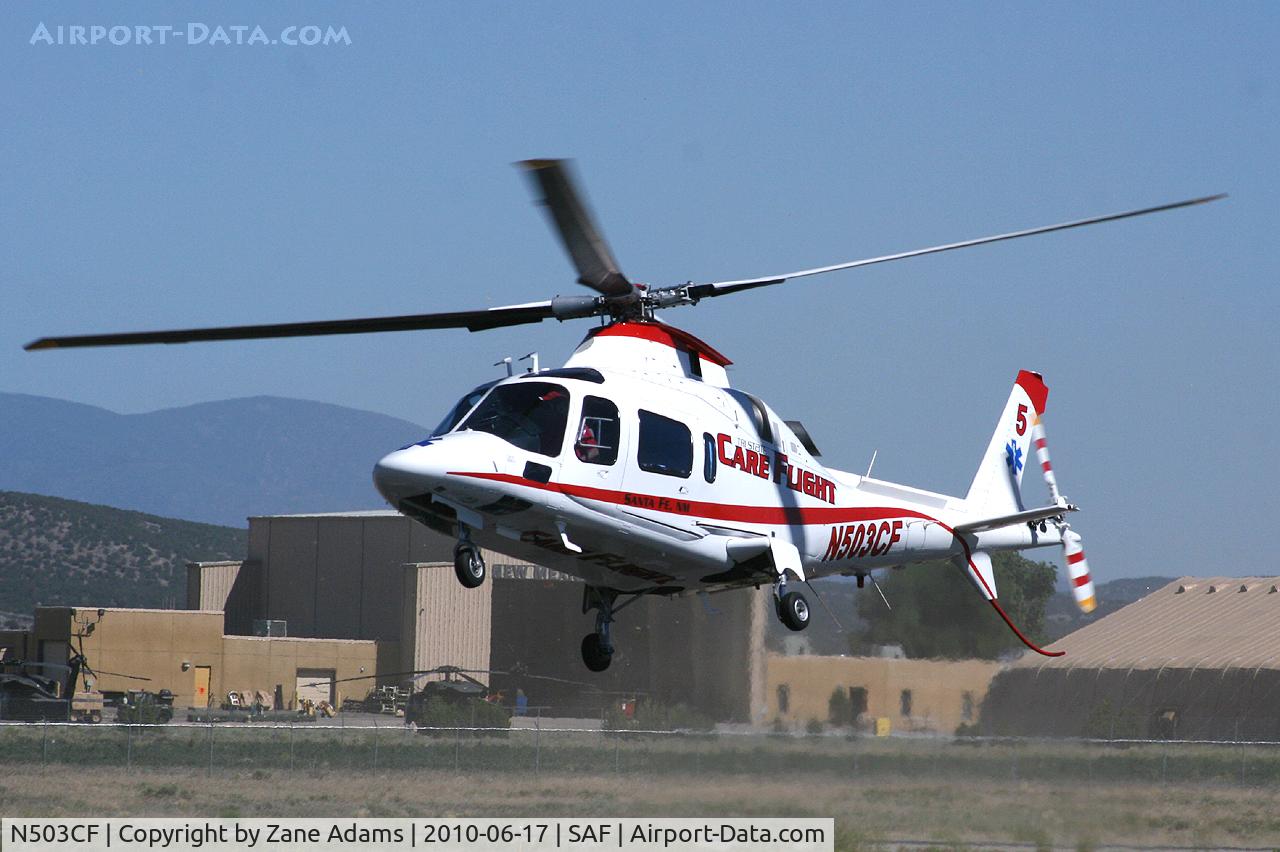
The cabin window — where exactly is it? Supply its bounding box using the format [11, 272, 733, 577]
[575, 396, 620, 466]
[637, 410, 693, 478]
[461, 382, 570, 458]
[429, 381, 498, 437]
[702, 433, 717, 483]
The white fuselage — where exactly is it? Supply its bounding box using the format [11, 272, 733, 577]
[372, 321, 1061, 596]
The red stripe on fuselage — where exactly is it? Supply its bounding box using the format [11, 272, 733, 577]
[450, 471, 933, 526]
[449, 470, 1064, 657]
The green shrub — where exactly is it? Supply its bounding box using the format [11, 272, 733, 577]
[1082, 698, 1142, 740]
[411, 698, 509, 737]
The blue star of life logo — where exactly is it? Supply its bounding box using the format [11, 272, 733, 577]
[1005, 440, 1024, 475]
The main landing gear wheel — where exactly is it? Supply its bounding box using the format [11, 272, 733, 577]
[581, 633, 613, 672]
[453, 545, 486, 588]
[581, 585, 619, 672]
[777, 591, 810, 632]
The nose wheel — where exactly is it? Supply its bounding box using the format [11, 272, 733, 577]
[453, 544, 486, 588]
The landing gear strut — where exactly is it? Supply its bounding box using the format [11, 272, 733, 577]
[578, 585, 672, 671]
[581, 586, 616, 672]
[453, 528, 486, 589]
[773, 573, 810, 632]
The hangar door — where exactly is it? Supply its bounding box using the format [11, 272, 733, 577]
[296, 669, 335, 706]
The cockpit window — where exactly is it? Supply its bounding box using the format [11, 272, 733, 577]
[460, 381, 570, 457]
[430, 381, 499, 438]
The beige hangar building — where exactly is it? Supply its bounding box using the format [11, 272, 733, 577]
[179, 510, 768, 719]
[4, 510, 1001, 727]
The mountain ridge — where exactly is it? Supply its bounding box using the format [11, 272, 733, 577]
[0, 490, 248, 627]
[0, 391, 428, 526]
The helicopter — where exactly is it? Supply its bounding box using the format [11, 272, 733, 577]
[301, 664, 592, 728]
[26, 161, 1223, 672]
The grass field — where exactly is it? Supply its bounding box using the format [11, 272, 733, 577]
[3, 725, 1280, 850]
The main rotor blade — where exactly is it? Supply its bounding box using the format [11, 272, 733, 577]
[89, 668, 152, 682]
[302, 666, 595, 690]
[688, 193, 1226, 300]
[25, 300, 557, 350]
[519, 159, 636, 298]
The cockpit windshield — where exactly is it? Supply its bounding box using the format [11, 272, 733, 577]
[430, 381, 498, 438]
[460, 381, 570, 457]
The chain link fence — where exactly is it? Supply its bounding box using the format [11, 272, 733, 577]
[5, 718, 1280, 787]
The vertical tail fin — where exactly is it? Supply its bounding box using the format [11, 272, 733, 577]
[965, 370, 1048, 514]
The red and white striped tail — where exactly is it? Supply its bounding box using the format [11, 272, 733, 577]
[1062, 529, 1096, 613]
[1031, 415, 1062, 504]
[1033, 416, 1097, 613]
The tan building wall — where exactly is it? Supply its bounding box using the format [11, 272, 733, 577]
[36, 607, 224, 707]
[221, 636, 381, 709]
[32, 607, 385, 710]
[400, 561, 493, 684]
[765, 654, 1001, 734]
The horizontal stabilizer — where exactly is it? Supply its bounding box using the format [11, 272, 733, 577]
[953, 503, 1076, 535]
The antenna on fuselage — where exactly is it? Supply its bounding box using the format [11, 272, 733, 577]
[803, 580, 844, 631]
[520, 352, 540, 373]
[494, 357, 514, 377]
[869, 573, 892, 611]
[865, 449, 878, 479]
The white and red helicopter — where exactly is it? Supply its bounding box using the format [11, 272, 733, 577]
[27, 162, 1222, 671]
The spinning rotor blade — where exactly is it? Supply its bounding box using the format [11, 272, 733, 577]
[88, 668, 152, 682]
[687, 194, 1226, 300]
[519, 159, 636, 298]
[25, 301, 558, 351]
[301, 665, 595, 690]
[304, 667, 465, 689]
[9, 660, 71, 672]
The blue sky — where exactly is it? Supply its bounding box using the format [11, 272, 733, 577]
[2, 2, 1276, 582]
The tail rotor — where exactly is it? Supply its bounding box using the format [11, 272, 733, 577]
[1033, 415, 1097, 614]
[1061, 528, 1097, 614]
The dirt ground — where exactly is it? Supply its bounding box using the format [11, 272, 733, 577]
[2, 764, 1279, 850]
